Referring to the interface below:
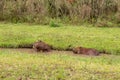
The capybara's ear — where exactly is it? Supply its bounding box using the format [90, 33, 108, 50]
[50, 45, 53, 49]
[38, 40, 42, 42]
[79, 47, 82, 49]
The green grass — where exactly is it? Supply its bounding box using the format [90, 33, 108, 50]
[0, 22, 120, 80]
[0, 22, 120, 54]
[0, 51, 120, 80]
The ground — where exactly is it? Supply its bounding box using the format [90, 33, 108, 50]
[0, 22, 120, 80]
[0, 48, 120, 80]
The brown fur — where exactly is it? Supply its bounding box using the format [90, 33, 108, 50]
[73, 47, 100, 56]
[33, 40, 52, 52]
[67, 0, 75, 3]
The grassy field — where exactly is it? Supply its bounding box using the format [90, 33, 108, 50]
[0, 22, 120, 80]
[0, 22, 120, 54]
[0, 50, 120, 80]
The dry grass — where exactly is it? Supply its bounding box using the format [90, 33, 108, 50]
[0, 0, 119, 24]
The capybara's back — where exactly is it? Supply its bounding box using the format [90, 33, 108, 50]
[82, 48, 100, 56]
[73, 46, 100, 56]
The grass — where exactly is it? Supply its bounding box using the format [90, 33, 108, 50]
[0, 22, 120, 80]
[0, 50, 120, 80]
[0, 22, 120, 54]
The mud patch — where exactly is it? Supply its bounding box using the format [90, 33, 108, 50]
[0, 48, 73, 54]
[0, 48, 111, 58]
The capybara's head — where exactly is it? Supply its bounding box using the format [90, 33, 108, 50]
[72, 47, 81, 54]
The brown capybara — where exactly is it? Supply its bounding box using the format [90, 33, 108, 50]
[33, 40, 52, 52]
[72, 47, 100, 56]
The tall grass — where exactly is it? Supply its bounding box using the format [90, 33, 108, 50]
[0, 0, 119, 25]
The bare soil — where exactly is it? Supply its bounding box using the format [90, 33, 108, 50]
[0, 48, 109, 57]
[0, 48, 73, 54]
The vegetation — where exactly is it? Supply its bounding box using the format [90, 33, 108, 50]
[0, 0, 120, 25]
[0, 22, 120, 55]
[0, 0, 120, 79]
[0, 50, 120, 80]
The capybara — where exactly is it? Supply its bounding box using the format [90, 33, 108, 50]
[72, 47, 100, 56]
[33, 40, 52, 52]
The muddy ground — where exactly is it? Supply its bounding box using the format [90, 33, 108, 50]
[0, 48, 73, 54]
[0, 48, 111, 57]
